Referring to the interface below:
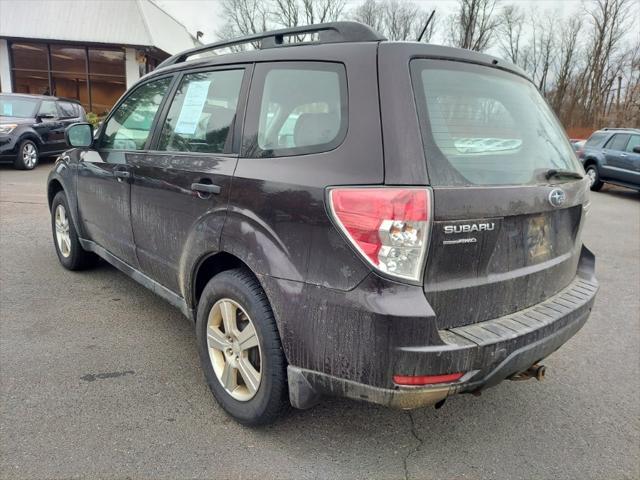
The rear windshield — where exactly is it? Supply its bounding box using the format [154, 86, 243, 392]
[585, 132, 608, 147]
[0, 96, 38, 118]
[411, 60, 581, 186]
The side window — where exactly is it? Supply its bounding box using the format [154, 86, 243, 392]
[100, 77, 172, 151]
[585, 132, 607, 147]
[625, 135, 640, 153]
[249, 62, 347, 157]
[38, 100, 58, 118]
[605, 134, 630, 152]
[157, 69, 244, 153]
[57, 101, 77, 118]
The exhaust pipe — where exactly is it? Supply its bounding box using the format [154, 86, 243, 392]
[510, 364, 546, 382]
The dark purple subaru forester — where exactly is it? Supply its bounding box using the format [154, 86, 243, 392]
[48, 22, 598, 425]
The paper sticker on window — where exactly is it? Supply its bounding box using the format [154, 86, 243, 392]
[174, 80, 211, 135]
[2, 103, 12, 115]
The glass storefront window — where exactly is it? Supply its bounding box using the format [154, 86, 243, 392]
[50, 45, 86, 74]
[10, 43, 48, 70]
[10, 42, 126, 116]
[12, 70, 50, 95]
[51, 72, 90, 112]
[89, 75, 126, 116]
[89, 49, 125, 76]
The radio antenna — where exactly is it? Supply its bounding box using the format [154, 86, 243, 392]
[417, 9, 436, 42]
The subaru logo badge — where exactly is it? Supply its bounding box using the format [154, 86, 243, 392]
[549, 188, 566, 207]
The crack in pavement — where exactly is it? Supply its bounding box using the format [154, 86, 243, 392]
[402, 410, 425, 480]
[0, 200, 47, 205]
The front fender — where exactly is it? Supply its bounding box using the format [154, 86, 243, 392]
[47, 149, 82, 236]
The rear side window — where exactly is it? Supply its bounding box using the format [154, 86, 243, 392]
[38, 100, 58, 117]
[411, 59, 581, 186]
[57, 101, 77, 118]
[585, 132, 608, 147]
[245, 62, 347, 157]
[157, 69, 244, 154]
[605, 134, 630, 151]
[626, 135, 640, 153]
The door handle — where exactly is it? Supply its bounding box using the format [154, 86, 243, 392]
[191, 182, 221, 195]
[114, 170, 131, 180]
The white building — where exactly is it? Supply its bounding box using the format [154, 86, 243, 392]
[0, 0, 198, 115]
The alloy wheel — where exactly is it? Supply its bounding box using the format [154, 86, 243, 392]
[54, 204, 71, 258]
[206, 298, 262, 401]
[586, 168, 597, 187]
[22, 143, 37, 169]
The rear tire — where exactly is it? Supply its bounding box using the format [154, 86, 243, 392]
[51, 191, 97, 270]
[14, 139, 39, 170]
[196, 269, 288, 426]
[585, 165, 603, 191]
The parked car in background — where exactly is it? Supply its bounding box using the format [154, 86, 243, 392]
[578, 128, 640, 191]
[570, 138, 586, 153]
[48, 22, 598, 425]
[0, 93, 86, 170]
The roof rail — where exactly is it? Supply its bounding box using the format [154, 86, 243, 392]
[602, 127, 640, 132]
[158, 21, 385, 68]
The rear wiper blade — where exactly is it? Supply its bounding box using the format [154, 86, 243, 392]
[545, 169, 583, 180]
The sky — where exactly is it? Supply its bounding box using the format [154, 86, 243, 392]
[154, 0, 589, 44]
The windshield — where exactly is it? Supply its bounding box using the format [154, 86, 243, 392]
[0, 96, 39, 118]
[411, 59, 582, 186]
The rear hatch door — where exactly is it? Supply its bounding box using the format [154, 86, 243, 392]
[380, 46, 589, 329]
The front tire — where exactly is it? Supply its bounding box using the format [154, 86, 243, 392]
[196, 269, 288, 425]
[586, 165, 603, 191]
[51, 191, 96, 270]
[14, 140, 39, 170]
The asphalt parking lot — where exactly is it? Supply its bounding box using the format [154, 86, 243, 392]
[1, 160, 639, 480]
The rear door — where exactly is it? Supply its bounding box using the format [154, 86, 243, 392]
[129, 66, 249, 293]
[33, 99, 64, 154]
[379, 45, 588, 329]
[620, 134, 640, 185]
[56, 101, 82, 136]
[602, 133, 631, 181]
[226, 45, 383, 289]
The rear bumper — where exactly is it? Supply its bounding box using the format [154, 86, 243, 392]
[285, 246, 598, 409]
[0, 134, 19, 160]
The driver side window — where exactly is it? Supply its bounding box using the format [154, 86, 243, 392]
[100, 77, 172, 151]
[38, 101, 58, 118]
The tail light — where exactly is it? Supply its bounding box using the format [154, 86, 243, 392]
[328, 187, 431, 282]
[393, 372, 464, 386]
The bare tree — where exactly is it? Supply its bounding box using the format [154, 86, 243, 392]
[497, 4, 525, 65]
[448, 0, 501, 52]
[351, 0, 384, 33]
[220, 0, 269, 38]
[301, 0, 346, 24]
[272, 0, 300, 28]
[270, 0, 346, 28]
[351, 0, 436, 41]
[619, 43, 640, 126]
[549, 17, 582, 118]
[578, 0, 633, 127]
[529, 15, 557, 94]
[382, 0, 419, 40]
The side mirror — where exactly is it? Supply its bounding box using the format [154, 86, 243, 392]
[65, 123, 93, 148]
[37, 113, 55, 121]
[633, 145, 640, 154]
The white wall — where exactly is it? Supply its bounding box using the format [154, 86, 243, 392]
[125, 48, 141, 89]
[0, 39, 12, 93]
